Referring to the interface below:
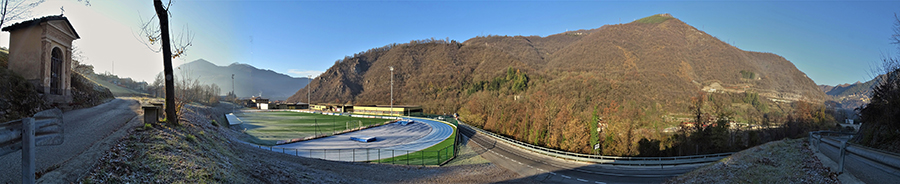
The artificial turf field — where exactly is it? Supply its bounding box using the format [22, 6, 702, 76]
[235, 111, 388, 145]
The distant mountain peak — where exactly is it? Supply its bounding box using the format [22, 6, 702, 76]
[633, 13, 676, 24]
[228, 62, 252, 67]
[186, 59, 214, 65]
[169, 59, 309, 100]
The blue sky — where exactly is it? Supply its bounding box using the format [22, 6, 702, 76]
[2, 0, 898, 86]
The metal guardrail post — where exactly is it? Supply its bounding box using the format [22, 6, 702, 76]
[818, 134, 823, 154]
[22, 118, 35, 184]
[840, 140, 848, 173]
[809, 132, 814, 151]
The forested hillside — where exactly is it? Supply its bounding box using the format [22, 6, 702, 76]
[287, 14, 833, 156]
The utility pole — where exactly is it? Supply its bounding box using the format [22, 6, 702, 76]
[390, 66, 394, 116]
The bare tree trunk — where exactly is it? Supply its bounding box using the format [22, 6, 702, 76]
[154, 0, 176, 125]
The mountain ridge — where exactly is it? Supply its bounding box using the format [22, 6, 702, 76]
[286, 14, 829, 154]
[289, 14, 825, 106]
[174, 59, 309, 100]
[819, 77, 878, 110]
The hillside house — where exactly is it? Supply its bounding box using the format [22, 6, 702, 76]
[250, 97, 269, 109]
[2, 15, 80, 104]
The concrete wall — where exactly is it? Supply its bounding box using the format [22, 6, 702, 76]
[8, 26, 44, 80]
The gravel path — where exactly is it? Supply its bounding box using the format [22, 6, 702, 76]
[0, 98, 141, 184]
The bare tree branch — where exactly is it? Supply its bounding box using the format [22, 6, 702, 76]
[0, 0, 45, 28]
[136, 0, 192, 59]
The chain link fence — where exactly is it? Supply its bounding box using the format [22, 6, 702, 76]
[236, 114, 461, 166]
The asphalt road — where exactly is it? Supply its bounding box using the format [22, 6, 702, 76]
[272, 117, 454, 162]
[459, 124, 704, 184]
[817, 136, 900, 184]
[0, 98, 141, 183]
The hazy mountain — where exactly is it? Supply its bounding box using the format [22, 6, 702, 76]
[175, 59, 309, 100]
[819, 78, 878, 110]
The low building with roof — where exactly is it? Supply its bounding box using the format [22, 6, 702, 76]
[2, 15, 80, 104]
[354, 105, 423, 116]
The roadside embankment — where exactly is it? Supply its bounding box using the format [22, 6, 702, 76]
[82, 103, 526, 183]
[666, 138, 839, 183]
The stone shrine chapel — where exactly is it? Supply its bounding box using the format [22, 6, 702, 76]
[2, 15, 80, 104]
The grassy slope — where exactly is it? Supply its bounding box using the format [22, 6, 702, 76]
[83, 102, 523, 183]
[0, 48, 8, 68]
[634, 14, 674, 24]
[666, 138, 839, 183]
[82, 102, 346, 183]
[235, 111, 388, 145]
[81, 74, 150, 97]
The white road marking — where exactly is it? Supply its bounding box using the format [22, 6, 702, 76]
[561, 175, 572, 179]
[577, 178, 589, 182]
[595, 182, 607, 184]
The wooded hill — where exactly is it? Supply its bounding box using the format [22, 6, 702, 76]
[286, 14, 830, 155]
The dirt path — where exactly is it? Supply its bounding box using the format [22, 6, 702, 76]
[0, 98, 141, 184]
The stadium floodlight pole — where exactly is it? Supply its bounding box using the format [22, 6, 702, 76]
[231, 74, 235, 112]
[307, 74, 311, 107]
[390, 66, 394, 116]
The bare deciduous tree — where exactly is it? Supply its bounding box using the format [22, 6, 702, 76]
[139, 0, 193, 125]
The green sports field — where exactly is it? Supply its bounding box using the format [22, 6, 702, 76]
[235, 111, 388, 145]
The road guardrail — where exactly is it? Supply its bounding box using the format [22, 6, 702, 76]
[0, 109, 64, 184]
[458, 120, 732, 166]
[810, 131, 900, 174]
